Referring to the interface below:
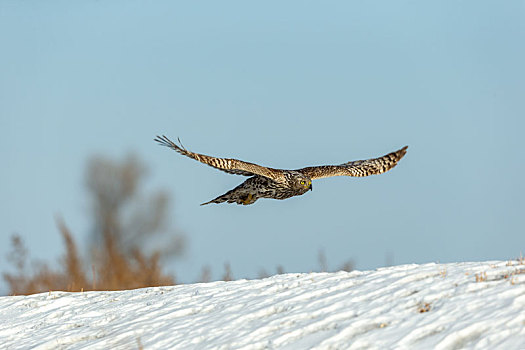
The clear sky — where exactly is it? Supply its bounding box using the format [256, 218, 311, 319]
[1, 1, 524, 293]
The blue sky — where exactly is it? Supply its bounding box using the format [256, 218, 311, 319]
[1, 1, 524, 292]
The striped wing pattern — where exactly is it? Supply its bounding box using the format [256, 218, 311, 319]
[155, 135, 285, 181]
[298, 146, 408, 180]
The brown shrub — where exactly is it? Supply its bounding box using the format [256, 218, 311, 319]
[3, 154, 183, 295]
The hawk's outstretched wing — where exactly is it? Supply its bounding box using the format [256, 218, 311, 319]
[155, 135, 285, 181]
[297, 146, 408, 180]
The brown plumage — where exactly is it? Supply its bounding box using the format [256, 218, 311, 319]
[298, 146, 408, 179]
[155, 135, 407, 205]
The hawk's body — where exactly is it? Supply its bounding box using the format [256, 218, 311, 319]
[201, 171, 312, 205]
[155, 135, 407, 205]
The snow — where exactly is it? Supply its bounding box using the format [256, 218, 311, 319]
[1, 261, 524, 350]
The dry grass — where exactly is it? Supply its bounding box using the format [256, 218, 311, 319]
[475, 272, 487, 283]
[418, 302, 431, 313]
[473, 254, 525, 285]
[3, 218, 176, 295]
[439, 267, 447, 278]
[3, 155, 181, 295]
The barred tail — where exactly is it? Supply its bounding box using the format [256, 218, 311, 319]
[200, 188, 257, 206]
[200, 188, 237, 206]
[200, 197, 227, 206]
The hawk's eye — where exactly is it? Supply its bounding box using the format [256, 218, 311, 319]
[300, 180, 305, 185]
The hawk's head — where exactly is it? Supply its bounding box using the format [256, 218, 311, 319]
[290, 173, 312, 193]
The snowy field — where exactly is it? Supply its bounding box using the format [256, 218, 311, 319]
[1, 260, 524, 350]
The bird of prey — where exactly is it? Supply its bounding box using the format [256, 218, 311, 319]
[155, 135, 407, 206]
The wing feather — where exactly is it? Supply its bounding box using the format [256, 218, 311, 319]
[155, 135, 285, 181]
[298, 146, 408, 180]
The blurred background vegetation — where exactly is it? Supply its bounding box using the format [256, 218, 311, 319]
[3, 154, 353, 295]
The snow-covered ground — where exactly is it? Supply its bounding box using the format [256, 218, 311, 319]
[1, 260, 524, 350]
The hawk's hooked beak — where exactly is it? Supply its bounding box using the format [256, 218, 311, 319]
[309, 183, 313, 191]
